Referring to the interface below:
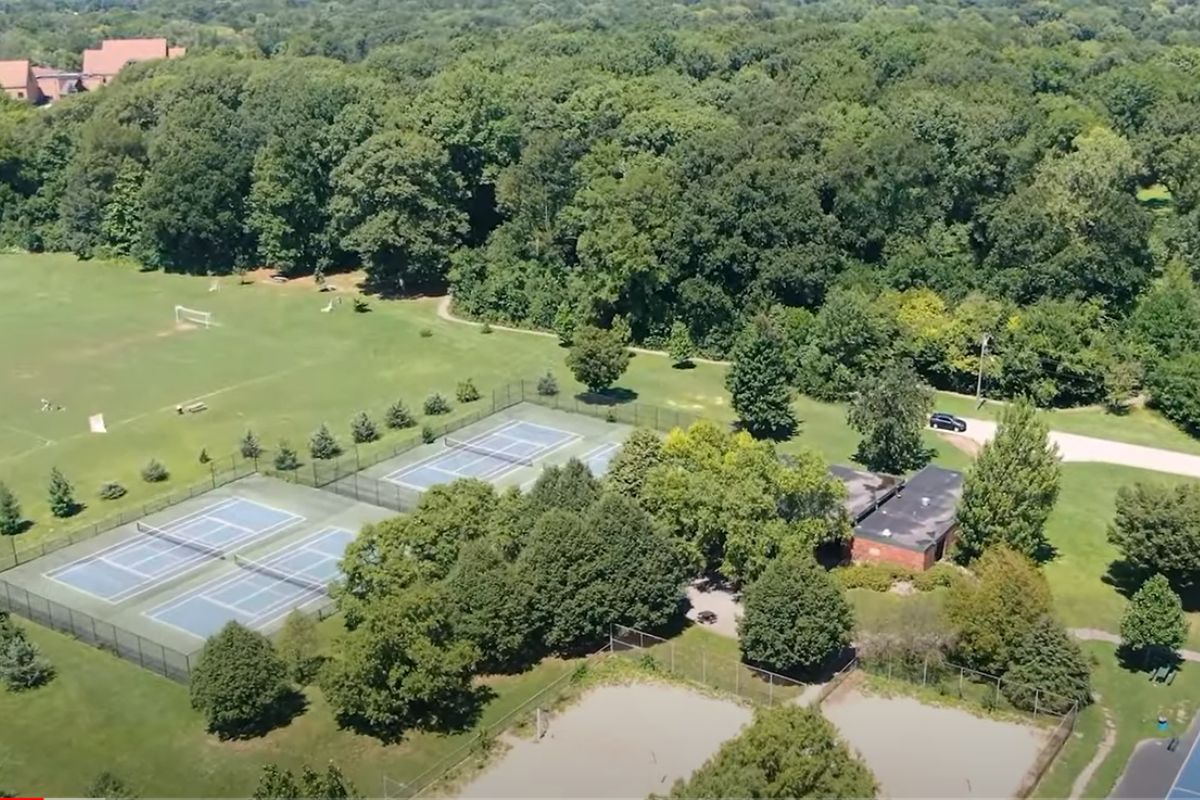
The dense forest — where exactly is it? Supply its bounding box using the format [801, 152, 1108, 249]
[1, 0, 1199, 429]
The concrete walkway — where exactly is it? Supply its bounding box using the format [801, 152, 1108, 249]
[1069, 628, 1200, 663]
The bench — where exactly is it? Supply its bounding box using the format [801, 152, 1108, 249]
[176, 402, 207, 414]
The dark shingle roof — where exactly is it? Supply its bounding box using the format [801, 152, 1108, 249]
[853, 465, 963, 552]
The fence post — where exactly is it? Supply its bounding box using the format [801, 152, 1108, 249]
[670, 642, 675, 674]
[609, 625, 614, 652]
[736, 665, 740, 696]
[923, 654, 929, 686]
[994, 676, 1001, 706]
[702, 650, 706, 684]
[1034, 690, 1040, 717]
[769, 677, 774, 706]
[958, 667, 963, 696]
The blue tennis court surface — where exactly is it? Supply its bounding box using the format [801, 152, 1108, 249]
[386, 420, 580, 490]
[145, 527, 354, 639]
[1168, 734, 1200, 799]
[46, 498, 302, 603]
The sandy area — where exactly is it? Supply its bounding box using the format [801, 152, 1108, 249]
[457, 683, 751, 798]
[822, 688, 1045, 798]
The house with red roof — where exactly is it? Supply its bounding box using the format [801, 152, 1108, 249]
[0, 60, 43, 103]
[32, 66, 84, 102]
[81, 38, 185, 90]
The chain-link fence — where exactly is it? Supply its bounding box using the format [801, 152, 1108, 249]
[522, 384, 708, 433]
[610, 624, 811, 707]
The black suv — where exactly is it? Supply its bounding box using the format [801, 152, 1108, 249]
[929, 412, 967, 432]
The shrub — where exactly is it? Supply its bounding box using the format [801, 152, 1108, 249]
[198, 448, 211, 465]
[456, 379, 481, 404]
[424, 393, 451, 415]
[239, 430, 263, 461]
[384, 400, 415, 429]
[605, 408, 617, 423]
[421, 424, 437, 444]
[0, 483, 23, 535]
[350, 411, 380, 444]
[352, 297, 369, 313]
[140, 459, 169, 483]
[274, 442, 301, 471]
[536, 371, 559, 396]
[832, 563, 910, 592]
[309, 424, 342, 460]
[480, 322, 493, 334]
[98, 482, 127, 501]
[913, 563, 963, 591]
[84, 771, 137, 800]
[419, 328, 433, 338]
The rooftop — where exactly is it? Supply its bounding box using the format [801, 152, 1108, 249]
[853, 464, 964, 552]
[829, 464, 902, 523]
[82, 38, 180, 78]
[0, 59, 31, 89]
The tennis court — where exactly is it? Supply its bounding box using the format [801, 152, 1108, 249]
[385, 420, 580, 490]
[0, 474, 390, 659]
[46, 498, 302, 603]
[146, 526, 354, 639]
[1168, 733, 1200, 799]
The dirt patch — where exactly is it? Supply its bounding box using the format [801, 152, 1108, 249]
[244, 268, 366, 293]
[457, 683, 751, 798]
[685, 582, 742, 640]
[938, 430, 982, 458]
[167, 322, 196, 334]
[822, 687, 1045, 798]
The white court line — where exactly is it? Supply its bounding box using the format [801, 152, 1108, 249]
[382, 420, 527, 483]
[144, 527, 349, 633]
[1166, 730, 1200, 800]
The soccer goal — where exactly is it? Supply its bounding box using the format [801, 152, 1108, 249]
[175, 305, 212, 328]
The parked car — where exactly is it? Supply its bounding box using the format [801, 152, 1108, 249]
[696, 610, 718, 624]
[929, 412, 967, 432]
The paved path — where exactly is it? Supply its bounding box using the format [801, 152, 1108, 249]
[951, 419, 1200, 479]
[1069, 628, 1200, 662]
[436, 295, 1200, 479]
[1070, 708, 1115, 799]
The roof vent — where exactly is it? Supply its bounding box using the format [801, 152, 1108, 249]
[881, 528, 892, 537]
[921, 497, 931, 508]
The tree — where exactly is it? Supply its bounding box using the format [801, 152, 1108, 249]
[1108, 483, 1200, 591]
[99, 159, 146, 258]
[725, 316, 796, 439]
[321, 586, 480, 738]
[85, 772, 137, 800]
[517, 494, 690, 650]
[140, 459, 168, 483]
[536, 372, 559, 396]
[526, 459, 600, 516]
[847, 361, 934, 474]
[0, 482, 23, 535]
[566, 325, 630, 393]
[274, 442, 301, 471]
[1003, 616, 1091, 714]
[1120, 574, 1187, 667]
[98, 481, 126, 501]
[251, 765, 298, 800]
[276, 610, 321, 684]
[423, 393, 451, 415]
[956, 400, 1060, 562]
[667, 321, 693, 367]
[0, 621, 54, 691]
[350, 411, 379, 444]
[198, 448, 211, 465]
[309, 424, 342, 460]
[445, 538, 536, 673]
[669, 705, 876, 799]
[605, 429, 663, 498]
[947, 547, 1052, 675]
[1148, 353, 1200, 435]
[189, 622, 289, 738]
[240, 430, 263, 461]
[798, 289, 896, 402]
[47, 467, 78, 518]
[738, 555, 853, 674]
[384, 400, 415, 429]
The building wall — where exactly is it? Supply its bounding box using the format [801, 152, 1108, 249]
[3, 71, 41, 103]
[851, 536, 935, 571]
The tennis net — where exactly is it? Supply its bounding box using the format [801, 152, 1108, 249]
[233, 555, 329, 595]
[136, 521, 227, 561]
[444, 436, 534, 467]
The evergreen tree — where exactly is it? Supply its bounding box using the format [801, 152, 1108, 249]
[566, 325, 630, 393]
[251, 766, 297, 800]
[240, 430, 263, 461]
[956, 400, 1060, 562]
[0, 482, 23, 535]
[605, 429, 664, 498]
[309, 424, 342, 460]
[1120, 574, 1188, 667]
[423, 393, 451, 415]
[947, 547, 1052, 674]
[299, 765, 358, 800]
[274, 442, 301, 471]
[1108, 483, 1200, 590]
[0, 623, 54, 691]
[384, 400, 415, 429]
[47, 467, 78, 519]
[456, 378, 481, 403]
[846, 361, 934, 474]
[667, 320, 694, 368]
[140, 459, 169, 483]
[669, 705, 876, 799]
[189, 622, 289, 738]
[350, 411, 379, 444]
[536, 371, 559, 396]
[1003, 616, 1092, 714]
[739, 554, 854, 674]
[725, 316, 796, 439]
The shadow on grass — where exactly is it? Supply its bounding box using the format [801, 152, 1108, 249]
[332, 684, 495, 744]
[211, 688, 309, 741]
[575, 387, 639, 406]
[1104, 560, 1200, 612]
[1116, 643, 1183, 674]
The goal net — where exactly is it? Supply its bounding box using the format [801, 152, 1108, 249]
[175, 305, 212, 328]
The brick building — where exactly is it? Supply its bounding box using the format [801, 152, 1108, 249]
[81, 38, 185, 90]
[848, 465, 964, 571]
[0, 60, 41, 103]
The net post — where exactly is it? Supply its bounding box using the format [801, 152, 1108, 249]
[210, 461, 217, 489]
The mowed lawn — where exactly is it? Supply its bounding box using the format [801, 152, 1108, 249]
[0, 616, 582, 798]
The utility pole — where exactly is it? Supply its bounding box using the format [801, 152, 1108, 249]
[975, 333, 991, 406]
